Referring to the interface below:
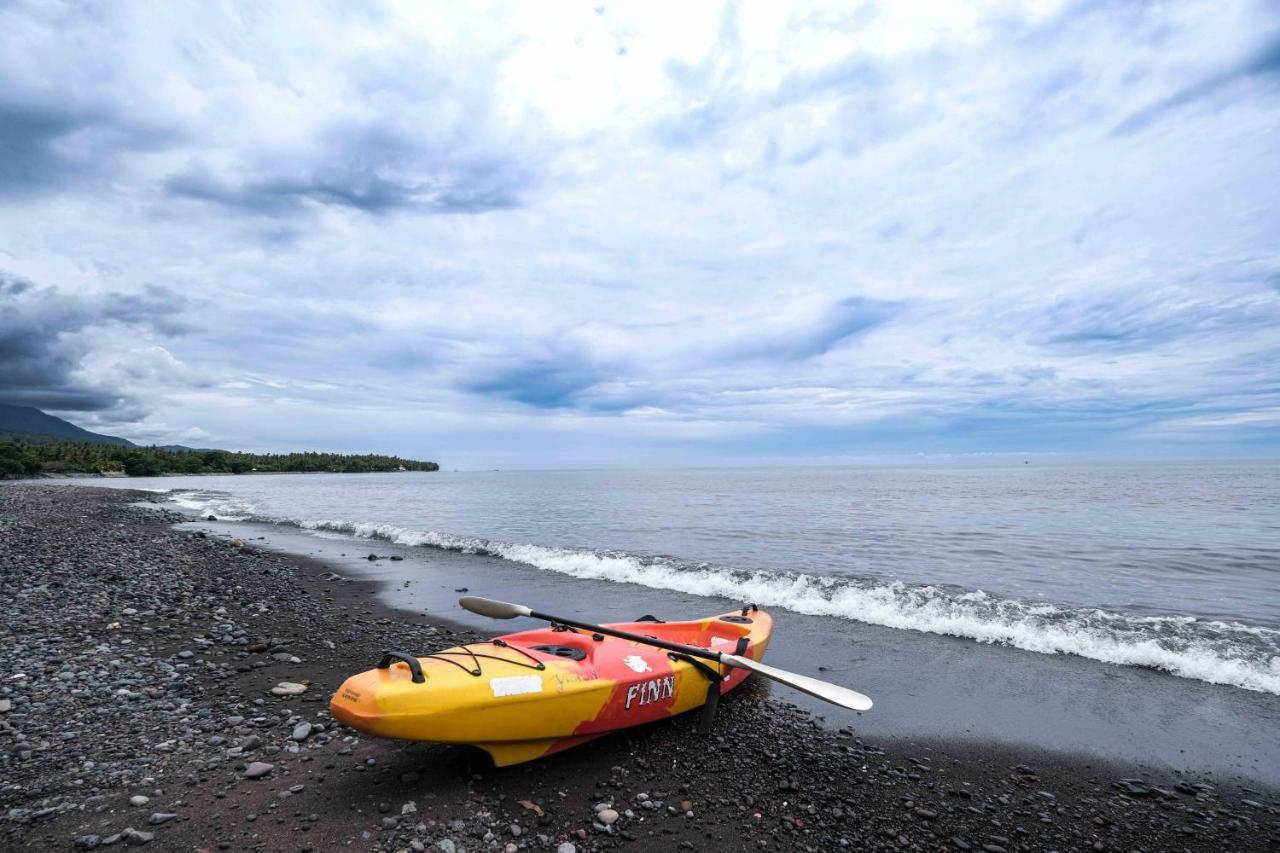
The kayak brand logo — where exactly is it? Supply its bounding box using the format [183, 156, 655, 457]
[623, 655, 651, 673]
[624, 675, 675, 709]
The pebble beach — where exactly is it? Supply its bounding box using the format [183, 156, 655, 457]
[2, 484, 1277, 852]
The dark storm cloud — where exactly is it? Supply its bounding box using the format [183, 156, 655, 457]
[1112, 34, 1280, 136]
[0, 272, 190, 412]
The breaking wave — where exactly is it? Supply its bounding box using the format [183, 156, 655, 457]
[168, 489, 257, 521]
[293, 519, 1280, 696]
[166, 489, 1280, 695]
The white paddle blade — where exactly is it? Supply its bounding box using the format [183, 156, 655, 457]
[720, 653, 873, 712]
[459, 596, 532, 620]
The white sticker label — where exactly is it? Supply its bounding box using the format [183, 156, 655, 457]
[710, 636, 733, 647]
[623, 655, 652, 673]
[489, 675, 543, 697]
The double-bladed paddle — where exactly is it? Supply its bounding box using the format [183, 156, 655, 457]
[459, 595, 873, 712]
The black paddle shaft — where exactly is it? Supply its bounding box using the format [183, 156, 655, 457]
[528, 609, 726, 665]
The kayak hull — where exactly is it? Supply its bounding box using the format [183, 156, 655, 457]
[330, 608, 771, 765]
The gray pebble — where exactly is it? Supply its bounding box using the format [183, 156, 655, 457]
[123, 827, 154, 844]
[243, 761, 274, 779]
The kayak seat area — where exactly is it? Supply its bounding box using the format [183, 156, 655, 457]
[604, 617, 755, 650]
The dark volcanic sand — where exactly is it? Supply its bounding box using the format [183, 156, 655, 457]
[1, 485, 1277, 852]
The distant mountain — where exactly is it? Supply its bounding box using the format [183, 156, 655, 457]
[0, 404, 135, 446]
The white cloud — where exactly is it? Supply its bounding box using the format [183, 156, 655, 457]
[0, 0, 1277, 465]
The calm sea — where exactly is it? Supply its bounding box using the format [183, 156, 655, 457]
[50, 460, 1280, 695]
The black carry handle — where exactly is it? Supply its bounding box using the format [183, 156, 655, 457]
[377, 650, 425, 683]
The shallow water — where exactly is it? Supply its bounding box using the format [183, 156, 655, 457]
[40, 460, 1280, 695]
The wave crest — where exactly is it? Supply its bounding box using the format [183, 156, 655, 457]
[293, 518, 1280, 696]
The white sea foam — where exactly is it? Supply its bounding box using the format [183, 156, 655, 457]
[167, 490, 257, 521]
[287, 518, 1280, 696]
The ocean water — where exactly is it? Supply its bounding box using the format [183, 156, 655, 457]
[52, 461, 1280, 695]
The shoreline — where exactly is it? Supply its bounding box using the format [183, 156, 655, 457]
[178, 508, 1280, 785]
[1, 485, 1277, 852]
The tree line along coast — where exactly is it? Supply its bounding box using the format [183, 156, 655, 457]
[0, 441, 438, 478]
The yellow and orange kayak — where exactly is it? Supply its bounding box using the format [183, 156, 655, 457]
[330, 607, 772, 765]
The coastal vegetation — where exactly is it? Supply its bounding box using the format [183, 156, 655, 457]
[0, 438, 437, 478]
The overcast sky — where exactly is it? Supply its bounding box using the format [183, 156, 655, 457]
[1, 0, 1277, 467]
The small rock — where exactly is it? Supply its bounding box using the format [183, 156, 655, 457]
[401, 801, 417, 815]
[557, 844, 577, 853]
[176, 650, 194, 659]
[270, 682, 307, 696]
[0, 698, 12, 713]
[597, 808, 619, 825]
[1115, 779, 1151, 797]
[129, 795, 150, 807]
[438, 840, 457, 853]
[74, 835, 100, 850]
[123, 827, 154, 845]
[148, 813, 176, 825]
[291, 722, 313, 742]
[244, 761, 274, 779]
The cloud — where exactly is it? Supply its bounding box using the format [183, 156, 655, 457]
[1112, 32, 1280, 135]
[726, 296, 903, 362]
[0, 99, 94, 196]
[0, 1, 1276, 461]
[166, 120, 534, 216]
[0, 272, 190, 414]
[462, 357, 611, 409]
[1038, 287, 1279, 354]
